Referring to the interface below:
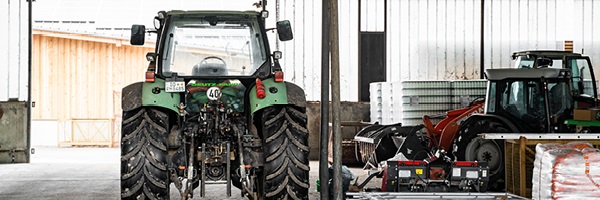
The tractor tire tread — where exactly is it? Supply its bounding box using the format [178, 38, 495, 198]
[262, 106, 309, 200]
[120, 107, 170, 200]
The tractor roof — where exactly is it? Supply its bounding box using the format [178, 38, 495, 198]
[511, 50, 584, 60]
[166, 10, 260, 16]
[485, 68, 570, 80]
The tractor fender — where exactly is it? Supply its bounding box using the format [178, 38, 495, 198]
[121, 79, 181, 114]
[285, 81, 307, 108]
[249, 78, 306, 114]
[462, 114, 520, 133]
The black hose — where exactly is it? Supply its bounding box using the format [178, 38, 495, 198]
[412, 150, 430, 185]
[356, 171, 382, 189]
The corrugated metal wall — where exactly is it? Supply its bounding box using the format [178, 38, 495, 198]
[273, 0, 359, 101]
[361, 0, 385, 32]
[484, 0, 600, 71]
[575, 0, 600, 67]
[31, 33, 152, 120]
[0, 0, 29, 101]
[386, 0, 481, 81]
[386, 0, 600, 85]
[273, 0, 600, 102]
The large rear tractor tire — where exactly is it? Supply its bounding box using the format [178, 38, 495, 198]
[120, 107, 170, 200]
[261, 105, 310, 200]
[455, 119, 509, 191]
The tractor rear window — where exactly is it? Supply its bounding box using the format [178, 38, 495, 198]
[161, 16, 267, 77]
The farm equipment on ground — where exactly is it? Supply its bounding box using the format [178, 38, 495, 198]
[120, 2, 310, 200]
[354, 50, 599, 192]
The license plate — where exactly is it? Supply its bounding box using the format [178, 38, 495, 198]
[165, 81, 185, 92]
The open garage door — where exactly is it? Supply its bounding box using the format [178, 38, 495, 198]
[0, 0, 32, 164]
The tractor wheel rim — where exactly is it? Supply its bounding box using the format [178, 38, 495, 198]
[476, 141, 501, 171]
[465, 138, 502, 174]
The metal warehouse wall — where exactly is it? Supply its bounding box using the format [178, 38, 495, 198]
[386, 0, 482, 80]
[484, 0, 600, 70]
[271, 0, 359, 101]
[274, 0, 600, 101]
[31, 33, 153, 120]
[387, 0, 600, 81]
[0, 0, 29, 101]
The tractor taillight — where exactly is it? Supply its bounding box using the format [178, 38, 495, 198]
[145, 71, 155, 82]
[256, 78, 266, 99]
[274, 71, 284, 82]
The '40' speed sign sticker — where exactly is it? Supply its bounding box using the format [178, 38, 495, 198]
[207, 87, 222, 100]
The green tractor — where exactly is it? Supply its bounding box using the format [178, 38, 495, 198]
[454, 51, 599, 190]
[120, 4, 309, 200]
[455, 69, 597, 190]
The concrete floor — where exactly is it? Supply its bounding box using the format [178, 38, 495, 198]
[0, 146, 377, 200]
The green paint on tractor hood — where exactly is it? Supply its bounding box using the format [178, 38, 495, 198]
[142, 79, 180, 113]
[249, 78, 288, 114]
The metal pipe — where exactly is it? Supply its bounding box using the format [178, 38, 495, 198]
[480, 0, 485, 79]
[319, 0, 331, 198]
[329, 0, 342, 198]
[27, 0, 33, 163]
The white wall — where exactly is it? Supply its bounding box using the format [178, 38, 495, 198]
[0, 0, 29, 101]
[273, 0, 600, 101]
[31, 120, 58, 147]
[271, 0, 359, 102]
[386, 0, 482, 81]
[361, 0, 385, 32]
[483, 0, 600, 90]
[386, 0, 600, 82]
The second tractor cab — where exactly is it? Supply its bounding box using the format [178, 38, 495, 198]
[483, 68, 574, 133]
[512, 50, 597, 100]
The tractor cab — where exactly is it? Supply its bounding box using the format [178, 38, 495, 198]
[485, 68, 573, 133]
[511, 50, 597, 99]
[130, 10, 294, 115]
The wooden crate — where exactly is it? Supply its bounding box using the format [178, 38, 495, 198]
[504, 137, 535, 198]
[504, 137, 600, 198]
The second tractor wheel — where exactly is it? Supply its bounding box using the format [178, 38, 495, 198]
[455, 118, 508, 191]
[261, 105, 310, 200]
[120, 107, 170, 200]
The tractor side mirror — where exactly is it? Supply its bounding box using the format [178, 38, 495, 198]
[276, 20, 293, 41]
[130, 25, 146, 45]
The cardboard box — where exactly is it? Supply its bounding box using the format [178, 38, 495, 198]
[573, 109, 600, 121]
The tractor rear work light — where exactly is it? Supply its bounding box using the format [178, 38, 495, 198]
[146, 71, 155, 82]
[274, 71, 284, 82]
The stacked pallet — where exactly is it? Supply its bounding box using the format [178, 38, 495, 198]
[369, 80, 486, 125]
[532, 142, 600, 199]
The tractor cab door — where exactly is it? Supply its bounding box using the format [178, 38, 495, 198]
[491, 79, 548, 132]
[547, 80, 574, 131]
[0, 0, 32, 164]
[567, 57, 597, 99]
